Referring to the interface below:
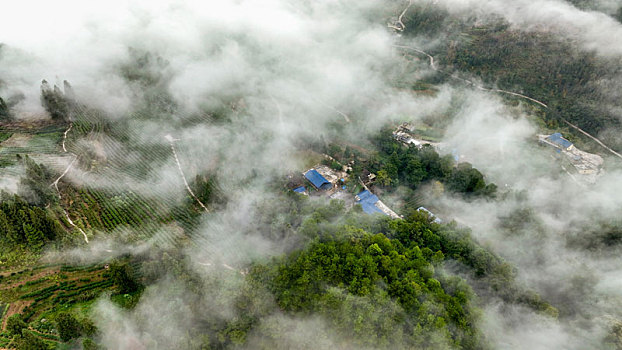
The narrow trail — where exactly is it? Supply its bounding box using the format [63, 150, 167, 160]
[387, 0, 413, 32]
[222, 263, 247, 275]
[198, 261, 247, 275]
[393, 45, 436, 69]
[165, 134, 210, 213]
[52, 123, 76, 195]
[51, 157, 77, 198]
[561, 119, 622, 160]
[393, 44, 622, 159]
[313, 97, 351, 123]
[486, 89, 548, 108]
[51, 123, 89, 243]
[393, 45, 549, 108]
[270, 95, 285, 131]
[61, 207, 88, 243]
[61, 123, 72, 152]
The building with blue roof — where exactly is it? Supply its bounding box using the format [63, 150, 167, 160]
[546, 133, 574, 151]
[304, 169, 332, 190]
[293, 186, 306, 194]
[355, 190, 373, 201]
[361, 202, 384, 214]
[355, 190, 385, 215]
[416, 207, 442, 224]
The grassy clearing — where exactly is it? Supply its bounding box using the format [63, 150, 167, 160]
[0, 123, 65, 172]
[293, 150, 325, 170]
[409, 123, 444, 142]
[0, 124, 64, 154]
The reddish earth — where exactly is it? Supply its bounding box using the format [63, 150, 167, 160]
[0, 268, 59, 291]
[1, 300, 33, 331]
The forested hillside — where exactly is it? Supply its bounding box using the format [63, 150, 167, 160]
[1, 0, 622, 349]
[400, 4, 622, 152]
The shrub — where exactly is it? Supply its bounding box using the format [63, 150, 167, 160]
[55, 312, 80, 342]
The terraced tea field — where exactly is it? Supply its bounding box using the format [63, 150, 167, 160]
[0, 264, 119, 347]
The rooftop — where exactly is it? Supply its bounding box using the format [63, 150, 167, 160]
[293, 186, 306, 193]
[356, 190, 383, 215]
[417, 206, 442, 224]
[546, 133, 573, 149]
[304, 169, 332, 190]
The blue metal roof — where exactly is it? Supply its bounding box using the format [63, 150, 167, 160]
[356, 190, 375, 202]
[304, 169, 331, 190]
[367, 194, 379, 203]
[362, 202, 383, 214]
[293, 186, 306, 193]
[356, 190, 384, 215]
[547, 133, 573, 149]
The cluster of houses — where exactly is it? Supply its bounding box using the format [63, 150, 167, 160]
[287, 166, 401, 219]
[290, 127, 600, 222]
[393, 123, 422, 147]
[287, 124, 450, 219]
[538, 132, 604, 182]
[391, 122, 442, 149]
[303, 166, 345, 192]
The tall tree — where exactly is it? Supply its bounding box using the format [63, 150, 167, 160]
[56, 312, 81, 342]
[14, 332, 48, 350]
[6, 315, 27, 336]
[23, 223, 44, 251]
[109, 262, 139, 294]
[0, 96, 9, 119]
[0, 211, 16, 244]
[40, 80, 69, 121]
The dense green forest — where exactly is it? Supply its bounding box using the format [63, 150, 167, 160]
[0, 97, 9, 120]
[0, 156, 65, 258]
[253, 231, 481, 349]
[0, 192, 62, 252]
[446, 28, 619, 142]
[102, 195, 556, 349]
[369, 128, 497, 198]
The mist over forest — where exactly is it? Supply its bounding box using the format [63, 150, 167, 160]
[1, 0, 622, 349]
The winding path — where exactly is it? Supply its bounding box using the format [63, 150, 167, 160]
[387, 0, 413, 32]
[51, 157, 76, 199]
[197, 260, 247, 275]
[393, 45, 548, 107]
[165, 134, 210, 213]
[312, 97, 351, 123]
[51, 123, 89, 243]
[393, 44, 622, 160]
[561, 119, 622, 160]
[270, 95, 285, 130]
